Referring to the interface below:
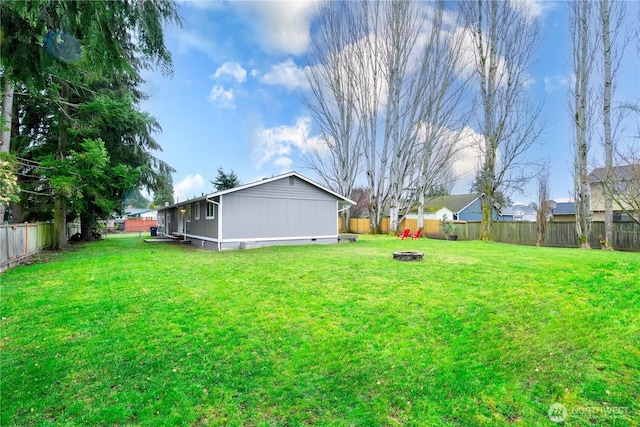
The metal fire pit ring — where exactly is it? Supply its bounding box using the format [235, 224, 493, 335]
[393, 251, 423, 261]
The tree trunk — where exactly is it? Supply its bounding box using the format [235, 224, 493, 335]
[1, 79, 13, 153]
[340, 209, 350, 233]
[80, 211, 95, 241]
[53, 195, 67, 249]
[52, 83, 70, 250]
[571, 0, 593, 249]
[480, 190, 493, 241]
[8, 201, 23, 223]
[0, 79, 15, 225]
[600, 0, 614, 247]
[417, 188, 425, 230]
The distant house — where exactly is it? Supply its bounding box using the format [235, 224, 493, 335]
[110, 208, 157, 232]
[156, 171, 355, 250]
[125, 208, 157, 220]
[406, 194, 501, 221]
[589, 165, 639, 222]
[551, 202, 576, 222]
[404, 205, 452, 221]
[500, 204, 537, 222]
[551, 164, 639, 223]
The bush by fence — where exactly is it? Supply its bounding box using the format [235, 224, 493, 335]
[1, 223, 54, 272]
[340, 217, 640, 251]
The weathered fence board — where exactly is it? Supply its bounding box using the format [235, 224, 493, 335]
[1, 223, 54, 272]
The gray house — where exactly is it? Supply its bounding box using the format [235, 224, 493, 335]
[156, 171, 355, 250]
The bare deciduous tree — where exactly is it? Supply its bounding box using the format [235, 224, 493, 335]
[413, 4, 472, 231]
[460, 0, 543, 241]
[598, 0, 627, 246]
[349, 186, 369, 219]
[536, 162, 551, 246]
[306, 1, 472, 233]
[569, 0, 597, 249]
[303, 1, 362, 232]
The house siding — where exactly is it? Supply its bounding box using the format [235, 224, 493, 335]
[184, 200, 219, 239]
[222, 176, 337, 240]
[405, 208, 453, 221]
[458, 198, 485, 221]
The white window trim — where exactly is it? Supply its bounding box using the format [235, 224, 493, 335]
[186, 205, 192, 222]
[195, 202, 200, 220]
[206, 201, 216, 219]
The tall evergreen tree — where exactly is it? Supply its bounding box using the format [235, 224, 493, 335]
[152, 170, 175, 208]
[1, 0, 181, 247]
[211, 168, 241, 191]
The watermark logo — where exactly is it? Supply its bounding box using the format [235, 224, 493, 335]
[548, 403, 630, 423]
[573, 405, 629, 419]
[548, 403, 568, 423]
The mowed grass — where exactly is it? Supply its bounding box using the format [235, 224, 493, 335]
[1, 235, 638, 426]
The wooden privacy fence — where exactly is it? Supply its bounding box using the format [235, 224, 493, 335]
[466, 221, 640, 250]
[340, 217, 417, 234]
[339, 217, 640, 251]
[339, 218, 458, 237]
[1, 222, 53, 272]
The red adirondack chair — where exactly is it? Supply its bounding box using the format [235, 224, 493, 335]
[397, 228, 411, 239]
[410, 229, 422, 239]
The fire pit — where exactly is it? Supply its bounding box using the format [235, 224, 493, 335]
[393, 251, 423, 261]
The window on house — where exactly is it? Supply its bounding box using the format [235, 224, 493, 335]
[206, 201, 215, 219]
[195, 202, 200, 220]
[453, 213, 458, 220]
[186, 205, 192, 222]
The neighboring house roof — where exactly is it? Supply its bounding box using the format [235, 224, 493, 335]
[589, 164, 639, 182]
[125, 208, 156, 217]
[424, 194, 480, 213]
[552, 202, 575, 215]
[162, 171, 356, 209]
[501, 204, 536, 219]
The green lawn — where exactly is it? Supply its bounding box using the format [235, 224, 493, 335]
[1, 234, 638, 426]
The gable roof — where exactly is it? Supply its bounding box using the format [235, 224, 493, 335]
[424, 194, 480, 213]
[125, 208, 156, 217]
[163, 171, 355, 209]
[589, 164, 640, 182]
[552, 202, 575, 215]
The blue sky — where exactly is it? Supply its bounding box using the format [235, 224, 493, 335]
[140, 0, 639, 204]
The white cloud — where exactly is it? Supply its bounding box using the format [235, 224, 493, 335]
[211, 62, 247, 84]
[174, 29, 217, 58]
[252, 116, 323, 170]
[274, 156, 293, 169]
[232, 1, 320, 55]
[207, 85, 235, 108]
[510, 0, 555, 21]
[544, 74, 571, 94]
[451, 126, 484, 194]
[454, 26, 501, 83]
[260, 59, 310, 91]
[174, 173, 205, 202]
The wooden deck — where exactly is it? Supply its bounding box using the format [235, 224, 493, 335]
[144, 234, 191, 244]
